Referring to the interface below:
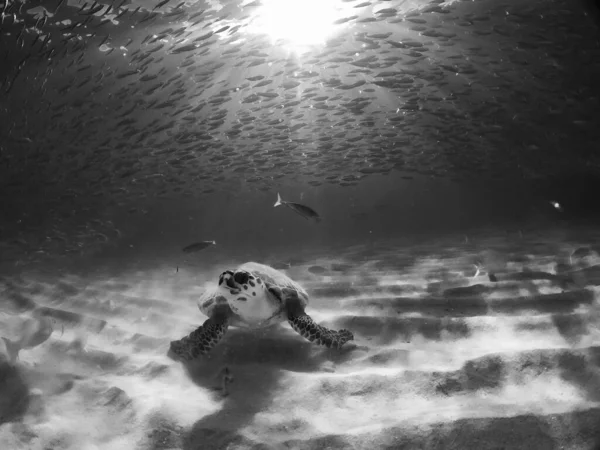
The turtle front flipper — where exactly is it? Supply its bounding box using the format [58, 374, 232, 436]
[170, 316, 229, 361]
[288, 314, 354, 349]
[269, 284, 354, 349]
[288, 313, 354, 348]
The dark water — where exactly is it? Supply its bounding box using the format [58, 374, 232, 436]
[0, 0, 599, 269]
[1, 0, 600, 448]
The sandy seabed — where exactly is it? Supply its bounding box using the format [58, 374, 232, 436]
[2, 233, 600, 450]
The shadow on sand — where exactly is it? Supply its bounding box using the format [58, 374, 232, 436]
[167, 326, 357, 449]
[0, 361, 29, 426]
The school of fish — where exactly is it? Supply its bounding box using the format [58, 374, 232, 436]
[0, 0, 599, 264]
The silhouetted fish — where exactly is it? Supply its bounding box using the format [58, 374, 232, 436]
[308, 265, 328, 274]
[274, 193, 321, 222]
[571, 246, 595, 259]
[182, 240, 216, 253]
[0, 0, 597, 267]
[331, 263, 353, 273]
[550, 201, 563, 212]
[569, 246, 597, 265]
[0, 311, 54, 363]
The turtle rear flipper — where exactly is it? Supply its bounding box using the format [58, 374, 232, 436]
[288, 314, 354, 349]
[170, 316, 229, 361]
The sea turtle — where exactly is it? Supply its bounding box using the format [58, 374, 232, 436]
[169, 262, 354, 361]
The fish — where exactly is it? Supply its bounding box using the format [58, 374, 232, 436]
[571, 247, 596, 259]
[570, 246, 597, 265]
[0, 312, 54, 363]
[154, 0, 172, 10]
[549, 201, 563, 212]
[274, 193, 321, 222]
[0, 0, 595, 268]
[308, 265, 328, 274]
[182, 240, 217, 253]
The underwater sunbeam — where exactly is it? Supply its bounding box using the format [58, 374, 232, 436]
[249, 0, 344, 52]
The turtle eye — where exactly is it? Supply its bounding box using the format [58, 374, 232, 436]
[219, 270, 234, 286]
[225, 276, 236, 289]
[234, 271, 249, 285]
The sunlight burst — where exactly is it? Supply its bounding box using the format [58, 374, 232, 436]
[249, 0, 343, 52]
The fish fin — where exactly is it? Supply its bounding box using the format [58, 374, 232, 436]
[274, 192, 282, 207]
[1, 337, 21, 363]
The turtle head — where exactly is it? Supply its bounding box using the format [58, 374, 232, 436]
[217, 269, 266, 299]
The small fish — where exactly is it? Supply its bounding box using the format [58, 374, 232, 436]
[570, 246, 596, 264]
[308, 265, 327, 274]
[274, 193, 321, 222]
[572, 247, 595, 258]
[154, 0, 172, 10]
[0, 313, 54, 363]
[550, 201, 563, 212]
[182, 240, 216, 253]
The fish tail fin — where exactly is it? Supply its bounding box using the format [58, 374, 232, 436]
[274, 192, 282, 207]
[1, 337, 21, 363]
